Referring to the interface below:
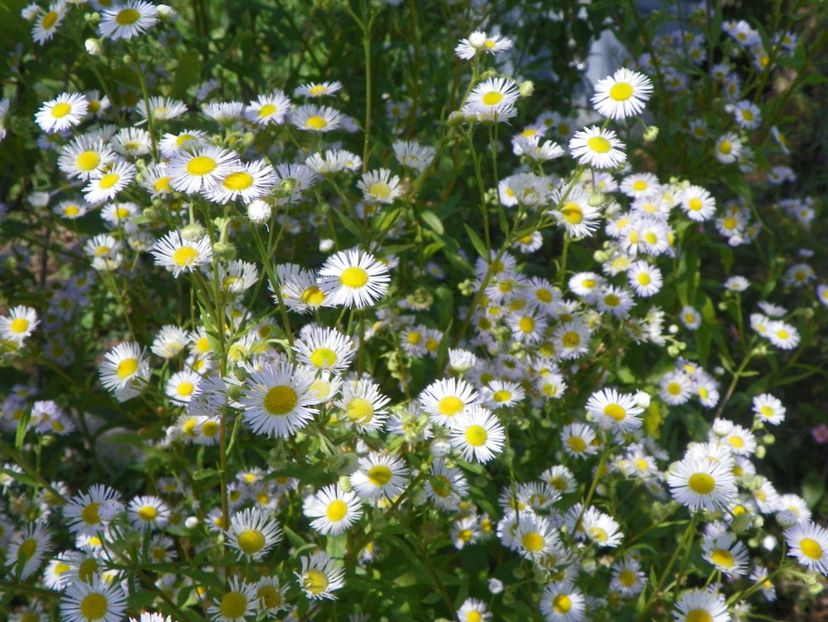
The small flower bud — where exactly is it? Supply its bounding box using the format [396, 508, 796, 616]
[587, 192, 605, 208]
[213, 241, 236, 260]
[319, 238, 334, 253]
[181, 223, 206, 241]
[447, 110, 465, 126]
[85, 38, 101, 55]
[184, 516, 199, 529]
[519, 80, 534, 97]
[247, 199, 271, 224]
[643, 126, 659, 142]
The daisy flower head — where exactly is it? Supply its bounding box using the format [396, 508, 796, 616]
[350, 452, 410, 500]
[6, 522, 52, 580]
[449, 406, 505, 463]
[766, 320, 799, 350]
[752, 393, 785, 425]
[240, 362, 319, 438]
[785, 521, 828, 575]
[58, 135, 117, 180]
[586, 388, 644, 432]
[35, 92, 88, 132]
[393, 140, 436, 172]
[245, 90, 293, 125]
[679, 185, 716, 222]
[464, 77, 519, 120]
[514, 512, 560, 560]
[64, 485, 124, 536]
[591, 67, 654, 119]
[128, 495, 170, 531]
[561, 422, 598, 459]
[303, 483, 363, 536]
[540, 581, 585, 622]
[208, 576, 258, 622]
[254, 576, 288, 616]
[418, 377, 481, 428]
[582, 507, 623, 548]
[568, 126, 626, 169]
[296, 551, 345, 600]
[136, 96, 186, 122]
[98, 341, 151, 399]
[673, 588, 729, 622]
[293, 326, 355, 374]
[1, 306, 39, 345]
[668, 455, 737, 512]
[627, 260, 663, 297]
[168, 146, 238, 194]
[205, 159, 277, 204]
[426, 459, 469, 511]
[290, 104, 342, 132]
[32, 3, 65, 45]
[358, 168, 401, 204]
[702, 532, 748, 577]
[336, 377, 390, 432]
[165, 369, 202, 404]
[714, 132, 742, 164]
[455, 31, 513, 60]
[60, 574, 127, 622]
[317, 248, 390, 308]
[158, 129, 207, 159]
[151, 231, 213, 278]
[294, 81, 343, 98]
[99, 1, 158, 40]
[680, 306, 702, 330]
[457, 598, 492, 622]
[226, 507, 282, 561]
[483, 379, 525, 409]
[83, 161, 137, 204]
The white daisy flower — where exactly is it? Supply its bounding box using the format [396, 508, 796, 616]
[591, 67, 654, 119]
[136, 96, 187, 122]
[241, 362, 319, 438]
[0, 306, 39, 344]
[702, 532, 748, 577]
[169, 146, 238, 194]
[58, 136, 116, 180]
[245, 90, 293, 125]
[165, 369, 202, 404]
[60, 575, 127, 622]
[752, 393, 785, 425]
[419, 377, 481, 428]
[290, 104, 342, 132]
[714, 132, 742, 164]
[673, 589, 729, 622]
[464, 77, 520, 119]
[99, 1, 158, 41]
[150, 231, 213, 277]
[350, 452, 409, 501]
[303, 483, 363, 536]
[679, 185, 717, 222]
[785, 521, 828, 575]
[358, 168, 401, 204]
[32, 3, 65, 45]
[208, 577, 258, 622]
[449, 406, 505, 463]
[337, 377, 390, 432]
[561, 422, 598, 459]
[628, 260, 663, 297]
[668, 455, 737, 512]
[766, 320, 800, 350]
[98, 342, 151, 399]
[317, 248, 390, 308]
[5, 522, 52, 580]
[158, 130, 208, 159]
[64, 485, 124, 536]
[83, 161, 136, 204]
[586, 388, 644, 432]
[393, 140, 436, 172]
[294, 81, 343, 98]
[205, 159, 277, 204]
[568, 126, 627, 169]
[293, 326, 355, 374]
[226, 507, 282, 561]
[295, 551, 345, 600]
[35, 92, 88, 132]
[128, 495, 170, 531]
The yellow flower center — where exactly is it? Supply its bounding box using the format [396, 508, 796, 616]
[219, 591, 248, 619]
[176, 381, 194, 397]
[340, 266, 369, 288]
[79, 558, 98, 583]
[258, 103, 277, 117]
[368, 465, 392, 486]
[466, 611, 482, 622]
[406, 331, 422, 345]
[257, 584, 283, 609]
[492, 390, 511, 403]
[465, 424, 488, 447]
[82, 502, 101, 525]
[522, 531, 545, 552]
[10, 318, 30, 334]
[562, 331, 580, 348]
[326, 499, 348, 521]
[51, 102, 72, 118]
[728, 435, 744, 449]
[305, 115, 327, 130]
[688, 472, 715, 494]
[202, 420, 219, 436]
[309, 85, 327, 96]
[79, 593, 108, 620]
[301, 286, 325, 306]
[18, 539, 37, 560]
[800, 537, 823, 560]
[609, 82, 634, 101]
[518, 316, 535, 333]
[138, 505, 158, 521]
[42, 11, 59, 29]
[603, 403, 626, 421]
[632, 180, 648, 191]
[719, 141, 732, 155]
[98, 173, 120, 190]
[568, 436, 587, 452]
[223, 172, 254, 191]
[303, 569, 329, 594]
[368, 182, 392, 200]
[263, 385, 298, 415]
[309, 347, 337, 368]
[711, 548, 734, 568]
[619, 569, 637, 587]
[686, 609, 713, 622]
[116, 8, 141, 25]
[76, 150, 101, 171]
[346, 397, 374, 424]
[237, 528, 266, 554]
[437, 396, 464, 417]
[637, 273, 652, 286]
[482, 91, 504, 106]
[186, 156, 217, 176]
[587, 136, 611, 153]
[172, 246, 199, 267]
[154, 177, 171, 192]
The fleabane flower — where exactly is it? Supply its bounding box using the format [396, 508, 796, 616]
[226, 507, 282, 561]
[463, 77, 519, 120]
[35, 92, 88, 132]
[99, 1, 159, 40]
[668, 455, 737, 512]
[568, 126, 627, 169]
[303, 484, 363, 536]
[358, 168, 401, 204]
[168, 146, 238, 194]
[151, 231, 213, 277]
[1, 306, 39, 344]
[240, 362, 319, 438]
[317, 248, 390, 308]
[591, 67, 653, 119]
[449, 406, 505, 463]
[785, 521, 828, 575]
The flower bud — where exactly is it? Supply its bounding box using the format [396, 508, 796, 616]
[85, 38, 101, 55]
[181, 223, 206, 241]
[213, 241, 236, 260]
[643, 126, 659, 142]
[519, 80, 535, 97]
[247, 199, 271, 224]
[469, 31, 486, 48]
[587, 192, 605, 208]
[319, 238, 334, 253]
[184, 516, 199, 529]
[447, 110, 465, 126]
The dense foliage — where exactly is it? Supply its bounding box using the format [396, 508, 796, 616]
[1, 1, 827, 621]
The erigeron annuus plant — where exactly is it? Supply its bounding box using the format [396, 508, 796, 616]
[0, 1, 827, 621]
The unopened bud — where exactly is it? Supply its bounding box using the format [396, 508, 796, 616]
[181, 223, 206, 241]
[85, 38, 102, 55]
[587, 192, 605, 208]
[213, 241, 236, 260]
[519, 80, 534, 97]
[643, 126, 659, 142]
[447, 111, 465, 126]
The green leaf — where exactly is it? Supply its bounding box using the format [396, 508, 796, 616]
[14, 408, 30, 450]
[172, 52, 202, 98]
[420, 210, 444, 235]
[463, 224, 488, 259]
